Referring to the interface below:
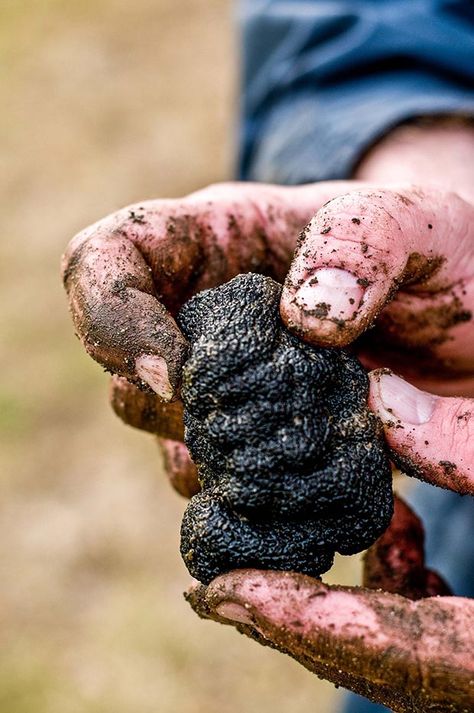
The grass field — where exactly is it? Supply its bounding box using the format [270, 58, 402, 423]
[0, 2, 359, 711]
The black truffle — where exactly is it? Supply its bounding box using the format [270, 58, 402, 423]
[178, 273, 393, 584]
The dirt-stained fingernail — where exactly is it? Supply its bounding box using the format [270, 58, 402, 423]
[215, 602, 254, 626]
[375, 372, 437, 425]
[294, 268, 364, 323]
[135, 354, 173, 401]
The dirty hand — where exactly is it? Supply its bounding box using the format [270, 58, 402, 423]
[62, 178, 355, 494]
[62, 174, 474, 495]
[190, 573, 473, 712]
[62, 123, 474, 709]
[185, 125, 473, 713]
[187, 498, 473, 713]
[185, 441, 472, 713]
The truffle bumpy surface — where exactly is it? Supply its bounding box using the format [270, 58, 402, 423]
[178, 273, 393, 585]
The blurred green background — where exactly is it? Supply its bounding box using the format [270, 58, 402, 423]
[0, 2, 362, 711]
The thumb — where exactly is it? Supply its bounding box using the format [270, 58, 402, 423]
[368, 370, 474, 495]
[280, 187, 474, 349]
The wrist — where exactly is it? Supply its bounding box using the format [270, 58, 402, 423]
[354, 118, 474, 203]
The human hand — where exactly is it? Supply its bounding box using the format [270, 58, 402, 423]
[278, 122, 474, 492]
[62, 124, 474, 709]
[62, 179, 357, 494]
[280, 184, 474, 395]
[183, 125, 474, 711]
[183, 125, 472, 711]
[100, 179, 474, 711]
[279, 180, 474, 488]
[187, 575, 473, 713]
[186, 496, 473, 713]
[62, 172, 474, 400]
[63, 173, 474, 493]
[62, 181, 352, 402]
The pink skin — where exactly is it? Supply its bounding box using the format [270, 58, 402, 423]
[281, 187, 474, 374]
[62, 181, 356, 398]
[62, 122, 474, 707]
[217, 579, 386, 643]
[189, 570, 474, 712]
[157, 437, 200, 499]
[362, 495, 451, 599]
[369, 371, 474, 494]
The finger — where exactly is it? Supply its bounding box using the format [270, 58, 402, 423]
[363, 495, 451, 599]
[187, 570, 474, 712]
[368, 370, 474, 495]
[110, 376, 199, 496]
[157, 437, 200, 499]
[358, 285, 474, 382]
[281, 187, 474, 356]
[62, 217, 187, 400]
[110, 375, 184, 439]
[357, 352, 474, 397]
[62, 181, 359, 398]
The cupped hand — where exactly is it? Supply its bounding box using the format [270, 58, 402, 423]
[63, 177, 474, 494]
[186, 496, 472, 713]
[63, 180, 474, 400]
[62, 181, 353, 401]
[62, 122, 474, 711]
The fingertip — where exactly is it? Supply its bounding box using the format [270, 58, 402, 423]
[367, 369, 392, 414]
[215, 602, 255, 626]
[293, 268, 365, 320]
[204, 570, 288, 621]
[135, 354, 174, 401]
[158, 437, 200, 498]
[368, 372, 474, 494]
[281, 268, 366, 347]
[368, 370, 437, 426]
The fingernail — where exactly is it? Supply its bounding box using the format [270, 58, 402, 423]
[215, 602, 254, 626]
[135, 354, 173, 401]
[376, 373, 437, 425]
[294, 268, 364, 321]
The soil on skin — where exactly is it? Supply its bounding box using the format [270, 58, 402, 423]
[0, 2, 342, 712]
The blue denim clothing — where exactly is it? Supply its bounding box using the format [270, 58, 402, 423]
[238, 2, 474, 712]
[238, 0, 474, 183]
